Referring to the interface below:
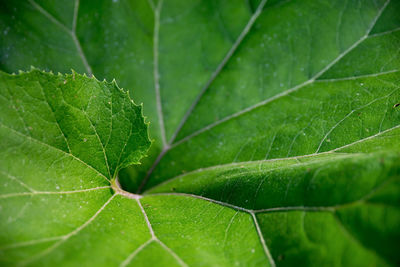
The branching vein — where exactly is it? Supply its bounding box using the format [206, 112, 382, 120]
[134, 198, 188, 267]
[251, 212, 276, 267]
[19, 194, 116, 265]
[168, 0, 269, 144]
[0, 123, 110, 183]
[170, 0, 391, 148]
[28, 0, 93, 75]
[0, 186, 111, 199]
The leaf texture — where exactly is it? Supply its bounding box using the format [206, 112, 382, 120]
[1, 0, 400, 266]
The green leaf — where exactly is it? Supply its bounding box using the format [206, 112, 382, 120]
[0, 69, 151, 265]
[1, 0, 400, 266]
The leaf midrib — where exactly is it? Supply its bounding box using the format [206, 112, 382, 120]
[145, 124, 400, 193]
[0, 123, 110, 183]
[170, 31, 396, 149]
[167, 0, 269, 145]
[144, 174, 399, 219]
[27, 0, 395, 195]
[28, 0, 93, 76]
[140, 0, 392, 192]
[169, 0, 390, 145]
[24, 0, 399, 229]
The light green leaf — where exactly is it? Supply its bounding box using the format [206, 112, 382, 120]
[1, 0, 400, 266]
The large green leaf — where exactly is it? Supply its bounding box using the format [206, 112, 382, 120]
[1, 0, 400, 266]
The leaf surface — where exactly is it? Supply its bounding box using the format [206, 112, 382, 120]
[1, 0, 400, 266]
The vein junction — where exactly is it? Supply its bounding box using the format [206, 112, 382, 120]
[140, 0, 395, 193]
[1, 0, 398, 266]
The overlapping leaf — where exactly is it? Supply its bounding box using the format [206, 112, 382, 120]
[1, 0, 400, 266]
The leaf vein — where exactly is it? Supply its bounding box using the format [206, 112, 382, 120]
[19, 194, 116, 265]
[168, 0, 269, 144]
[0, 186, 111, 199]
[170, 0, 391, 148]
[0, 123, 110, 183]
